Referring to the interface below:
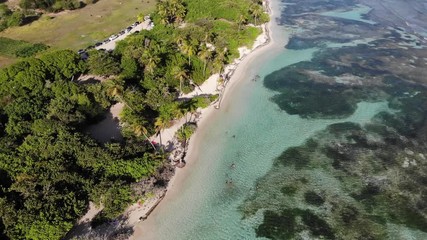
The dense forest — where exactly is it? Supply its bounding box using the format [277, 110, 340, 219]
[0, 0, 268, 239]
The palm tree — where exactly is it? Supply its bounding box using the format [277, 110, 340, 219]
[186, 98, 199, 122]
[105, 79, 136, 112]
[105, 79, 123, 97]
[157, 1, 170, 25]
[174, 105, 185, 122]
[141, 50, 160, 75]
[173, 0, 186, 24]
[132, 124, 157, 151]
[105, 79, 124, 102]
[213, 57, 224, 75]
[171, 65, 189, 94]
[181, 40, 196, 66]
[213, 47, 228, 74]
[107, 85, 123, 100]
[179, 105, 189, 123]
[154, 115, 170, 150]
[175, 34, 185, 49]
[198, 43, 211, 77]
[203, 32, 214, 46]
[250, 4, 263, 25]
[238, 14, 247, 31]
[157, 0, 186, 25]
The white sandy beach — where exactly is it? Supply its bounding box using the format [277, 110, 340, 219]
[130, 0, 289, 238]
[68, 0, 288, 238]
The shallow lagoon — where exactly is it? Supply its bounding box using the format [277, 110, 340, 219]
[142, 0, 427, 239]
[319, 4, 376, 25]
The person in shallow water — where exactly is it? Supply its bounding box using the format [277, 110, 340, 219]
[252, 74, 260, 82]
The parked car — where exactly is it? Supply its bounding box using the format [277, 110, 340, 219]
[80, 52, 89, 60]
[103, 39, 111, 43]
[109, 35, 118, 41]
[125, 27, 132, 32]
[119, 30, 125, 35]
[94, 42, 102, 47]
[77, 49, 85, 54]
[86, 45, 95, 50]
[132, 21, 140, 27]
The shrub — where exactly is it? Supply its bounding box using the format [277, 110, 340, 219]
[177, 123, 197, 142]
[15, 43, 48, 57]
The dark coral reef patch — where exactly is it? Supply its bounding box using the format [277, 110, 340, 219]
[242, 0, 427, 238]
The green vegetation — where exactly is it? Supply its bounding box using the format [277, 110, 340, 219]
[0, 49, 165, 239]
[0, 0, 267, 238]
[86, 50, 120, 76]
[18, 0, 89, 12]
[184, 0, 268, 24]
[177, 123, 197, 142]
[0, 37, 48, 58]
[1, 0, 99, 33]
[0, 0, 156, 67]
[157, 0, 186, 25]
[0, 0, 157, 50]
[0, 4, 24, 32]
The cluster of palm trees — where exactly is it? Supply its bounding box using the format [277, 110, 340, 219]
[101, 0, 267, 153]
[171, 32, 229, 94]
[250, 2, 264, 25]
[153, 97, 202, 149]
[157, 0, 186, 25]
[178, 35, 229, 73]
[235, 1, 266, 31]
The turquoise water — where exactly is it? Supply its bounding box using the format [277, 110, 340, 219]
[319, 4, 376, 24]
[140, 0, 427, 239]
[142, 35, 392, 240]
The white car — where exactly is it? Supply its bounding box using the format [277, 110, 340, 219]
[109, 35, 118, 41]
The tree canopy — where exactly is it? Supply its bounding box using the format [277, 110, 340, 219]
[0, 0, 267, 238]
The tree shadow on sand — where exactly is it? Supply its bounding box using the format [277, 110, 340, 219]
[85, 110, 123, 143]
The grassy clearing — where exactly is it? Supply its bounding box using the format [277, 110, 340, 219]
[0, 0, 156, 50]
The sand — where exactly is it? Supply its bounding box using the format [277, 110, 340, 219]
[68, 0, 286, 238]
[130, 0, 289, 238]
[85, 102, 124, 143]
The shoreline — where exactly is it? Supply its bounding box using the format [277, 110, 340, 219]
[130, 0, 288, 238]
[65, 0, 286, 238]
